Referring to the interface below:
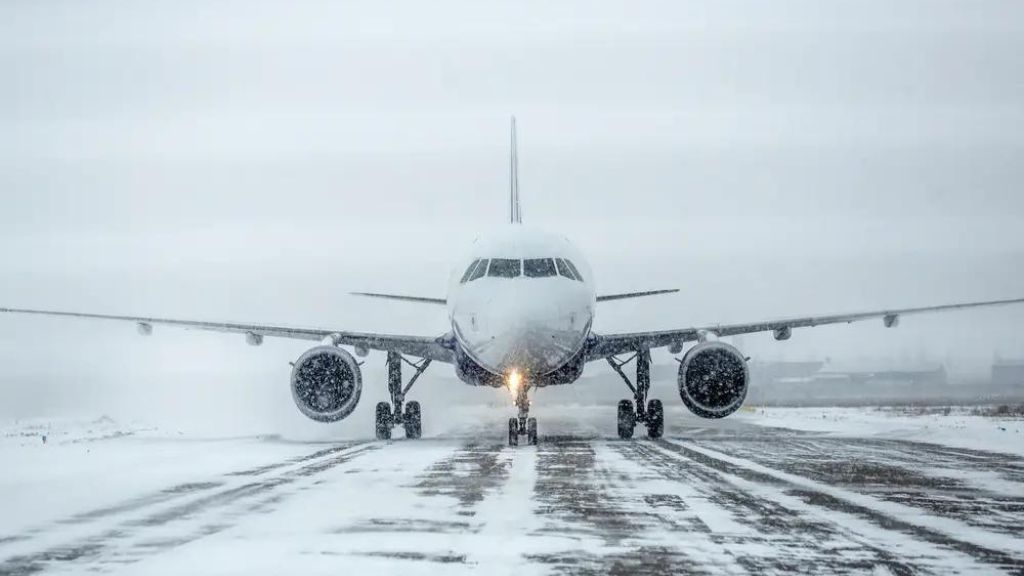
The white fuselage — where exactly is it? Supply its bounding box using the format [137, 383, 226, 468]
[447, 226, 596, 379]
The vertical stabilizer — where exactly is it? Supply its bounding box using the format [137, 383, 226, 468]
[509, 116, 522, 224]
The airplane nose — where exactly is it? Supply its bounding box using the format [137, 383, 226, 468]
[479, 298, 589, 375]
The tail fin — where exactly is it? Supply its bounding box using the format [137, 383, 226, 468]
[509, 116, 522, 224]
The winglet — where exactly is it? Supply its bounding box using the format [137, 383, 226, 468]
[509, 116, 522, 224]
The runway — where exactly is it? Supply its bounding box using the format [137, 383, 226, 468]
[1, 409, 1022, 575]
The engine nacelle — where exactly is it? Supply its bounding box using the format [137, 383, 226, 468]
[677, 341, 749, 419]
[290, 346, 362, 422]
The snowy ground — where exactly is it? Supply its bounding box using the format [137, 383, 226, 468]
[1, 405, 1023, 575]
[742, 406, 1024, 457]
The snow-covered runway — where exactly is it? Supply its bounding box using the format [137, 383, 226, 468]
[2, 408, 1022, 575]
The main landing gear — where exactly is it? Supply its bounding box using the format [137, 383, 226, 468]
[507, 381, 538, 447]
[375, 351, 432, 440]
[606, 348, 664, 439]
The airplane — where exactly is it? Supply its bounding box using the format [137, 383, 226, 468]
[3, 118, 1024, 447]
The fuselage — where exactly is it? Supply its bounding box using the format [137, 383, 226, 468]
[447, 226, 596, 384]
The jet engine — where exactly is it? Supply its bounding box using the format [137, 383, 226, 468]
[677, 341, 749, 419]
[291, 346, 362, 422]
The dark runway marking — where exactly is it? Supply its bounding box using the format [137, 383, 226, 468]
[353, 551, 469, 564]
[526, 546, 704, 576]
[333, 517, 474, 535]
[57, 482, 225, 526]
[414, 441, 510, 513]
[533, 439, 640, 543]
[0, 442, 375, 576]
[225, 442, 365, 476]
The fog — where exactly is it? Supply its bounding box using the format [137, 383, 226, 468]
[2, 0, 1023, 433]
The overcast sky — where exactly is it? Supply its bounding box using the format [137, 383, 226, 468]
[2, 1, 1023, 428]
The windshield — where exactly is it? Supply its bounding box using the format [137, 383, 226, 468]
[524, 258, 557, 278]
[464, 258, 579, 281]
[487, 258, 521, 278]
[468, 259, 488, 281]
[555, 258, 581, 281]
[460, 259, 482, 283]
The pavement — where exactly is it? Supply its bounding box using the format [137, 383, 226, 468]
[1, 407, 1022, 575]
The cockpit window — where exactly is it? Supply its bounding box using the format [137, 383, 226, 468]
[524, 258, 557, 278]
[555, 258, 581, 281]
[562, 259, 583, 281]
[460, 259, 482, 283]
[466, 258, 578, 281]
[487, 258, 521, 278]
[467, 259, 488, 281]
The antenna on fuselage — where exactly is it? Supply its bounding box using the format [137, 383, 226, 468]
[509, 116, 522, 224]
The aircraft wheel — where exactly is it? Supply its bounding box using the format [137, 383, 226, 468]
[375, 402, 393, 440]
[646, 399, 664, 439]
[526, 417, 538, 445]
[617, 399, 635, 439]
[403, 401, 422, 439]
[508, 417, 519, 447]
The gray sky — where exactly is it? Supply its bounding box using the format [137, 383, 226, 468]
[2, 0, 1023, 428]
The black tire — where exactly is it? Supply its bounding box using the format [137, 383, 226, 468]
[646, 399, 664, 439]
[508, 417, 519, 447]
[526, 417, 538, 445]
[403, 401, 422, 439]
[375, 402, 393, 440]
[617, 399, 635, 439]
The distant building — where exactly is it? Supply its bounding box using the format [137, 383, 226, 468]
[749, 360, 824, 383]
[992, 359, 1024, 388]
[751, 360, 951, 406]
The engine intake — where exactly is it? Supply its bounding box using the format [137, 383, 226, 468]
[291, 346, 362, 422]
[678, 341, 748, 419]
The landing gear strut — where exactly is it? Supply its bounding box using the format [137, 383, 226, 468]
[375, 351, 431, 440]
[507, 381, 538, 447]
[607, 348, 664, 439]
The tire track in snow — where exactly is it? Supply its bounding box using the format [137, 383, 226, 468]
[414, 440, 512, 513]
[614, 440, 921, 575]
[656, 438, 1024, 573]
[525, 438, 712, 575]
[694, 436, 1024, 537]
[0, 441, 366, 551]
[326, 440, 513, 568]
[0, 442, 376, 576]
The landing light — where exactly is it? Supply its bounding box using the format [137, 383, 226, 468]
[507, 370, 522, 397]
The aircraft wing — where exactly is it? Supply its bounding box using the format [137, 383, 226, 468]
[0, 307, 454, 362]
[350, 292, 447, 305]
[596, 289, 679, 302]
[586, 296, 1024, 360]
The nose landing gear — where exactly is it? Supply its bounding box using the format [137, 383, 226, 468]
[507, 381, 538, 446]
[607, 348, 664, 439]
[375, 351, 431, 440]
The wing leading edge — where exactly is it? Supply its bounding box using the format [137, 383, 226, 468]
[596, 289, 679, 302]
[586, 296, 1024, 360]
[0, 307, 454, 362]
[352, 288, 681, 304]
[350, 292, 447, 305]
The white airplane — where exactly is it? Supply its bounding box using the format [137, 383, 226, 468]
[3, 119, 1023, 446]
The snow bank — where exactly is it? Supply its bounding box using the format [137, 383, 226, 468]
[740, 406, 1024, 457]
